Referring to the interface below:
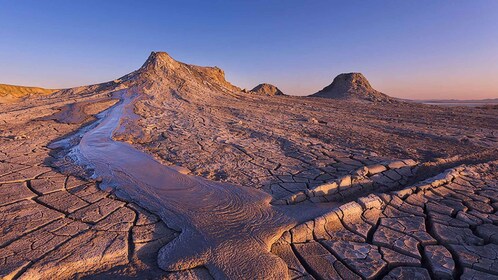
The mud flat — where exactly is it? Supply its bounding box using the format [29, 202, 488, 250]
[0, 52, 497, 279]
[51, 89, 335, 279]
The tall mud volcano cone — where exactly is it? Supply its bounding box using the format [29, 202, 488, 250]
[311, 72, 395, 102]
[50, 51, 243, 100]
[119, 51, 241, 95]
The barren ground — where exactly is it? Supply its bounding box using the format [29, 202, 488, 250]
[0, 52, 497, 279]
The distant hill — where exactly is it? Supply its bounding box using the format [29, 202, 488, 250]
[310, 72, 395, 102]
[0, 83, 57, 103]
[249, 83, 285, 96]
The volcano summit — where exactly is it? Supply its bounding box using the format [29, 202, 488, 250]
[0, 52, 497, 280]
[311, 72, 395, 102]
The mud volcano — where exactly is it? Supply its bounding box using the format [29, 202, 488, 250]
[0, 52, 497, 279]
[311, 72, 394, 102]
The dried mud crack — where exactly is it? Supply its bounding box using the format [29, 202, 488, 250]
[1, 52, 497, 279]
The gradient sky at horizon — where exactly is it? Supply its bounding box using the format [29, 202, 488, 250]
[1, 1, 498, 99]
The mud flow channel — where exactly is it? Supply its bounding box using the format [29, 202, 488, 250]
[65, 89, 334, 279]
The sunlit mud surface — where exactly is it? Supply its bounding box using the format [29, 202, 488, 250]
[66, 90, 336, 279]
[1, 52, 497, 279]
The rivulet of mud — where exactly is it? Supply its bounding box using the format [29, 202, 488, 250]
[59, 89, 334, 279]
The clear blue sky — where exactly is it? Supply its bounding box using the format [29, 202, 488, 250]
[1, 0, 498, 99]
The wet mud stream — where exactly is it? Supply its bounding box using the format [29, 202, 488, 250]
[63, 90, 336, 279]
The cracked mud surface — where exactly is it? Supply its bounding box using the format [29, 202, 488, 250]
[272, 163, 498, 279]
[0, 96, 211, 279]
[1, 52, 497, 279]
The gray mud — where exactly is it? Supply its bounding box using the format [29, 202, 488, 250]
[67, 89, 336, 279]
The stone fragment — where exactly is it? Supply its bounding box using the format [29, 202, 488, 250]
[387, 161, 407, 169]
[293, 242, 360, 280]
[424, 245, 455, 279]
[405, 192, 428, 207]
[30, 177, 66, 194]
[65, 176, 88, 189]
[0, 200, 63, 246]
[383, 169, 402, 181]
[478, 189, 498, 202]
[382, 267, 430, 280]
[271, 243, 308, 279]
[69, 197, 125, 223]
[382, 205, 413, 218]
[371, 174, 397, 187]
[67, 183, 107, 203]
[0, 218, 88, 279]
[339, 201, 371, 238]
[362, 207, 384, 225]
[0, 165, 52, 181]
[401, 159, 417, 166]
[388, 196, 424, 216]
[339, 175, 352, 187]
[476, 224, 498, 244]
[427, 200, 455, 216]
[315, 211, 364, 242]
[280, 182, 308, 193]
[372, 225, 421, 259]
[323, 241, 387, 279]
[37, 191, 89, 213]
[438, 197, 468, 212]
[465, 199, 495, 214]
[288, 192, 307, 204]
[353, 166, 369, 177]
[456, 211, 484, 226]
[94, 206, 136, 231]
[392, 187, 413, 198]
[394, 166, 414, 178]
[0, 182, 35, 206]
[380, 216, 435, 245]
[20, 230, 129, 279]
[312, 182, 338, 196]
[0, 162, 30, 177]
[468, 210, 494, 224]
[367, 164, 387, 175]
[431, 223, 483, 245]
[357, 194, 383, 209]
[461, 267, 498, 280]
[450, 244, 498, 275]
[380, 247, 420, 268]
[429, 211, 469, 227]
[290, 221, 314, 243]
[338, 201, 363, 223]
[315, 173, 334, 181]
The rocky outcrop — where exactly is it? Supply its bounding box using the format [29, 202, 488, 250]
[311, 72, 394, 102]
[249, 83, 285, 96]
